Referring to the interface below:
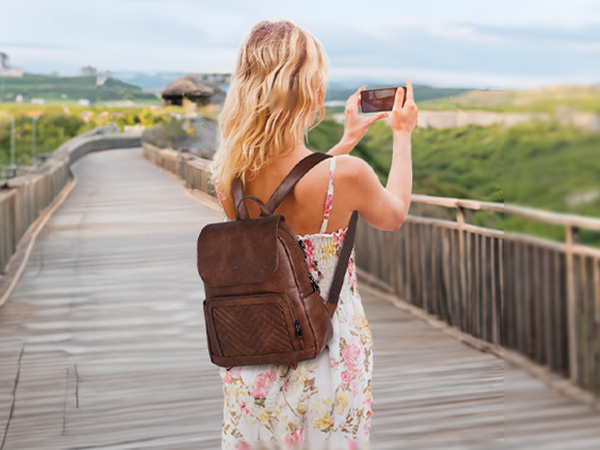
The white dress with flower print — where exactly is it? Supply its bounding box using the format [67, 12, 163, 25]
[213, 155, 374, 450]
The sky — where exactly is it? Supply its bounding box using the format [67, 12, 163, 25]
[1, 0, 599, 89]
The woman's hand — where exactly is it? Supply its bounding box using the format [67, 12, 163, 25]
[342, 85, 389, 144]
[390, 77, 418, 136]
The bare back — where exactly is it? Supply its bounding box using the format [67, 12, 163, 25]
[217, 150, 355, 236]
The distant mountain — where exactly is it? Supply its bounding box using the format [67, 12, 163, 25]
[107, 71, 473, 104]
[4, 68, 490, 107]
[109, 71, 230, 94]
[0, 73, 157, 102]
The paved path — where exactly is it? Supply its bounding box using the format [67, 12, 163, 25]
[0, 148, 598, 449]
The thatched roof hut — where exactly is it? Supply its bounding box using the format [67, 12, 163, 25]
[161, 75, 225, 106]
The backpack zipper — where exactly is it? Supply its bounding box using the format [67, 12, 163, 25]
[298, 239, 320, 292]
[294, 319, 303, 341]
[308, 272, 319, 292]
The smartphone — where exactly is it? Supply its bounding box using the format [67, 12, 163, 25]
[360, 87, 407, 113]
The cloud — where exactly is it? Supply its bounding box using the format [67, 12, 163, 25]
[1, 0, 599, 88]
[0, 42, 72, 50]
[466, 23, 600, 43]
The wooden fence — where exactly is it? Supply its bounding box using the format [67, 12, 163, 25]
[143, 142, 600, 396]
[356, 198, 600, 396]
[503, 206, 600, 394]
[0, 126, 142, 275]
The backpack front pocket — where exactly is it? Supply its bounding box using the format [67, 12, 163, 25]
[205, 292, 303, 358]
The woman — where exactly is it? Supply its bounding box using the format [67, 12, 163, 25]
[210, 19, 417, 450]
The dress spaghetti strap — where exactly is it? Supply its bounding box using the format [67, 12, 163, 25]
[319, 155, 337, 234]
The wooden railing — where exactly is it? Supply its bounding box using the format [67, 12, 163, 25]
[142, 142, 600, 396]
[503, 205, 600, 394]
[0, 125, 142, 276]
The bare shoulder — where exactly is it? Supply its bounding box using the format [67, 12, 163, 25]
[335, 154, 373, 178]
[333, 154, 380, 198]
[328, 153, 378, 214]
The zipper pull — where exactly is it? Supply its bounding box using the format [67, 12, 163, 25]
[309, 273, 319, 292]
[298, 239, 307, 257]
[294, 320, 303, 339]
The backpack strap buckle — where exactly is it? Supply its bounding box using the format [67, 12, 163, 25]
[234, 194, 271, 220]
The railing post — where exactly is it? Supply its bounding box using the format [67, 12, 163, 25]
[457, 206, 468, 331]
[566, 224, 579, 383]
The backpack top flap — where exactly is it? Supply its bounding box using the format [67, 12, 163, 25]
[197, 214, 282, 287]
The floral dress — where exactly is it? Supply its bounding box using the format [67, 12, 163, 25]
[213, 155, 374, 450]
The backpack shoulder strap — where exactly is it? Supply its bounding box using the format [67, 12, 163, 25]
[266, 152, 332, 214]
[231, 152, 331, 220]
[324, 210, 359, 318]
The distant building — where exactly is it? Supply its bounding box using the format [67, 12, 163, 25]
[81, 66, 97, 77]
[0, 52, 24, 78]
[96, 73, 107, 86]
[199, 73, 232, 84]
[161, 75, 225, 107]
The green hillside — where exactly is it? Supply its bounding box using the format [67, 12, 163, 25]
[419, 84, 600, 113]
[305, 118, 502, 202]
[305, 117, 600, 245]
[0, 74, 158, 102]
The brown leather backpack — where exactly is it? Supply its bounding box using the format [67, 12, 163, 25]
[197, 152, 359, 371]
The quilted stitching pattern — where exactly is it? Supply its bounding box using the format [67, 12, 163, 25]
[212, 302, 295, 356]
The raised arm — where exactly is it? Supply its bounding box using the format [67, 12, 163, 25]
[340, 78, 418, 232]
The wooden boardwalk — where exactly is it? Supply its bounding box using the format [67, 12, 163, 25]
[0, 147, 599, 449]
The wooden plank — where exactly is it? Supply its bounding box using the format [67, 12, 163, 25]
[534, 245, 544, 364]
[566, 226, 580, 383]
[543, 248, 553, 369]
[450, 228, 460, 327]
[515, 241, 524, 353]
[474, 232, 480, 339]
[498, 236, 504, 348]
[490, 237, 497, 344]
[584, 256, 596, 393]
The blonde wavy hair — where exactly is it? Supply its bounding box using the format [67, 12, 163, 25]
[210, 19, 329, 201]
